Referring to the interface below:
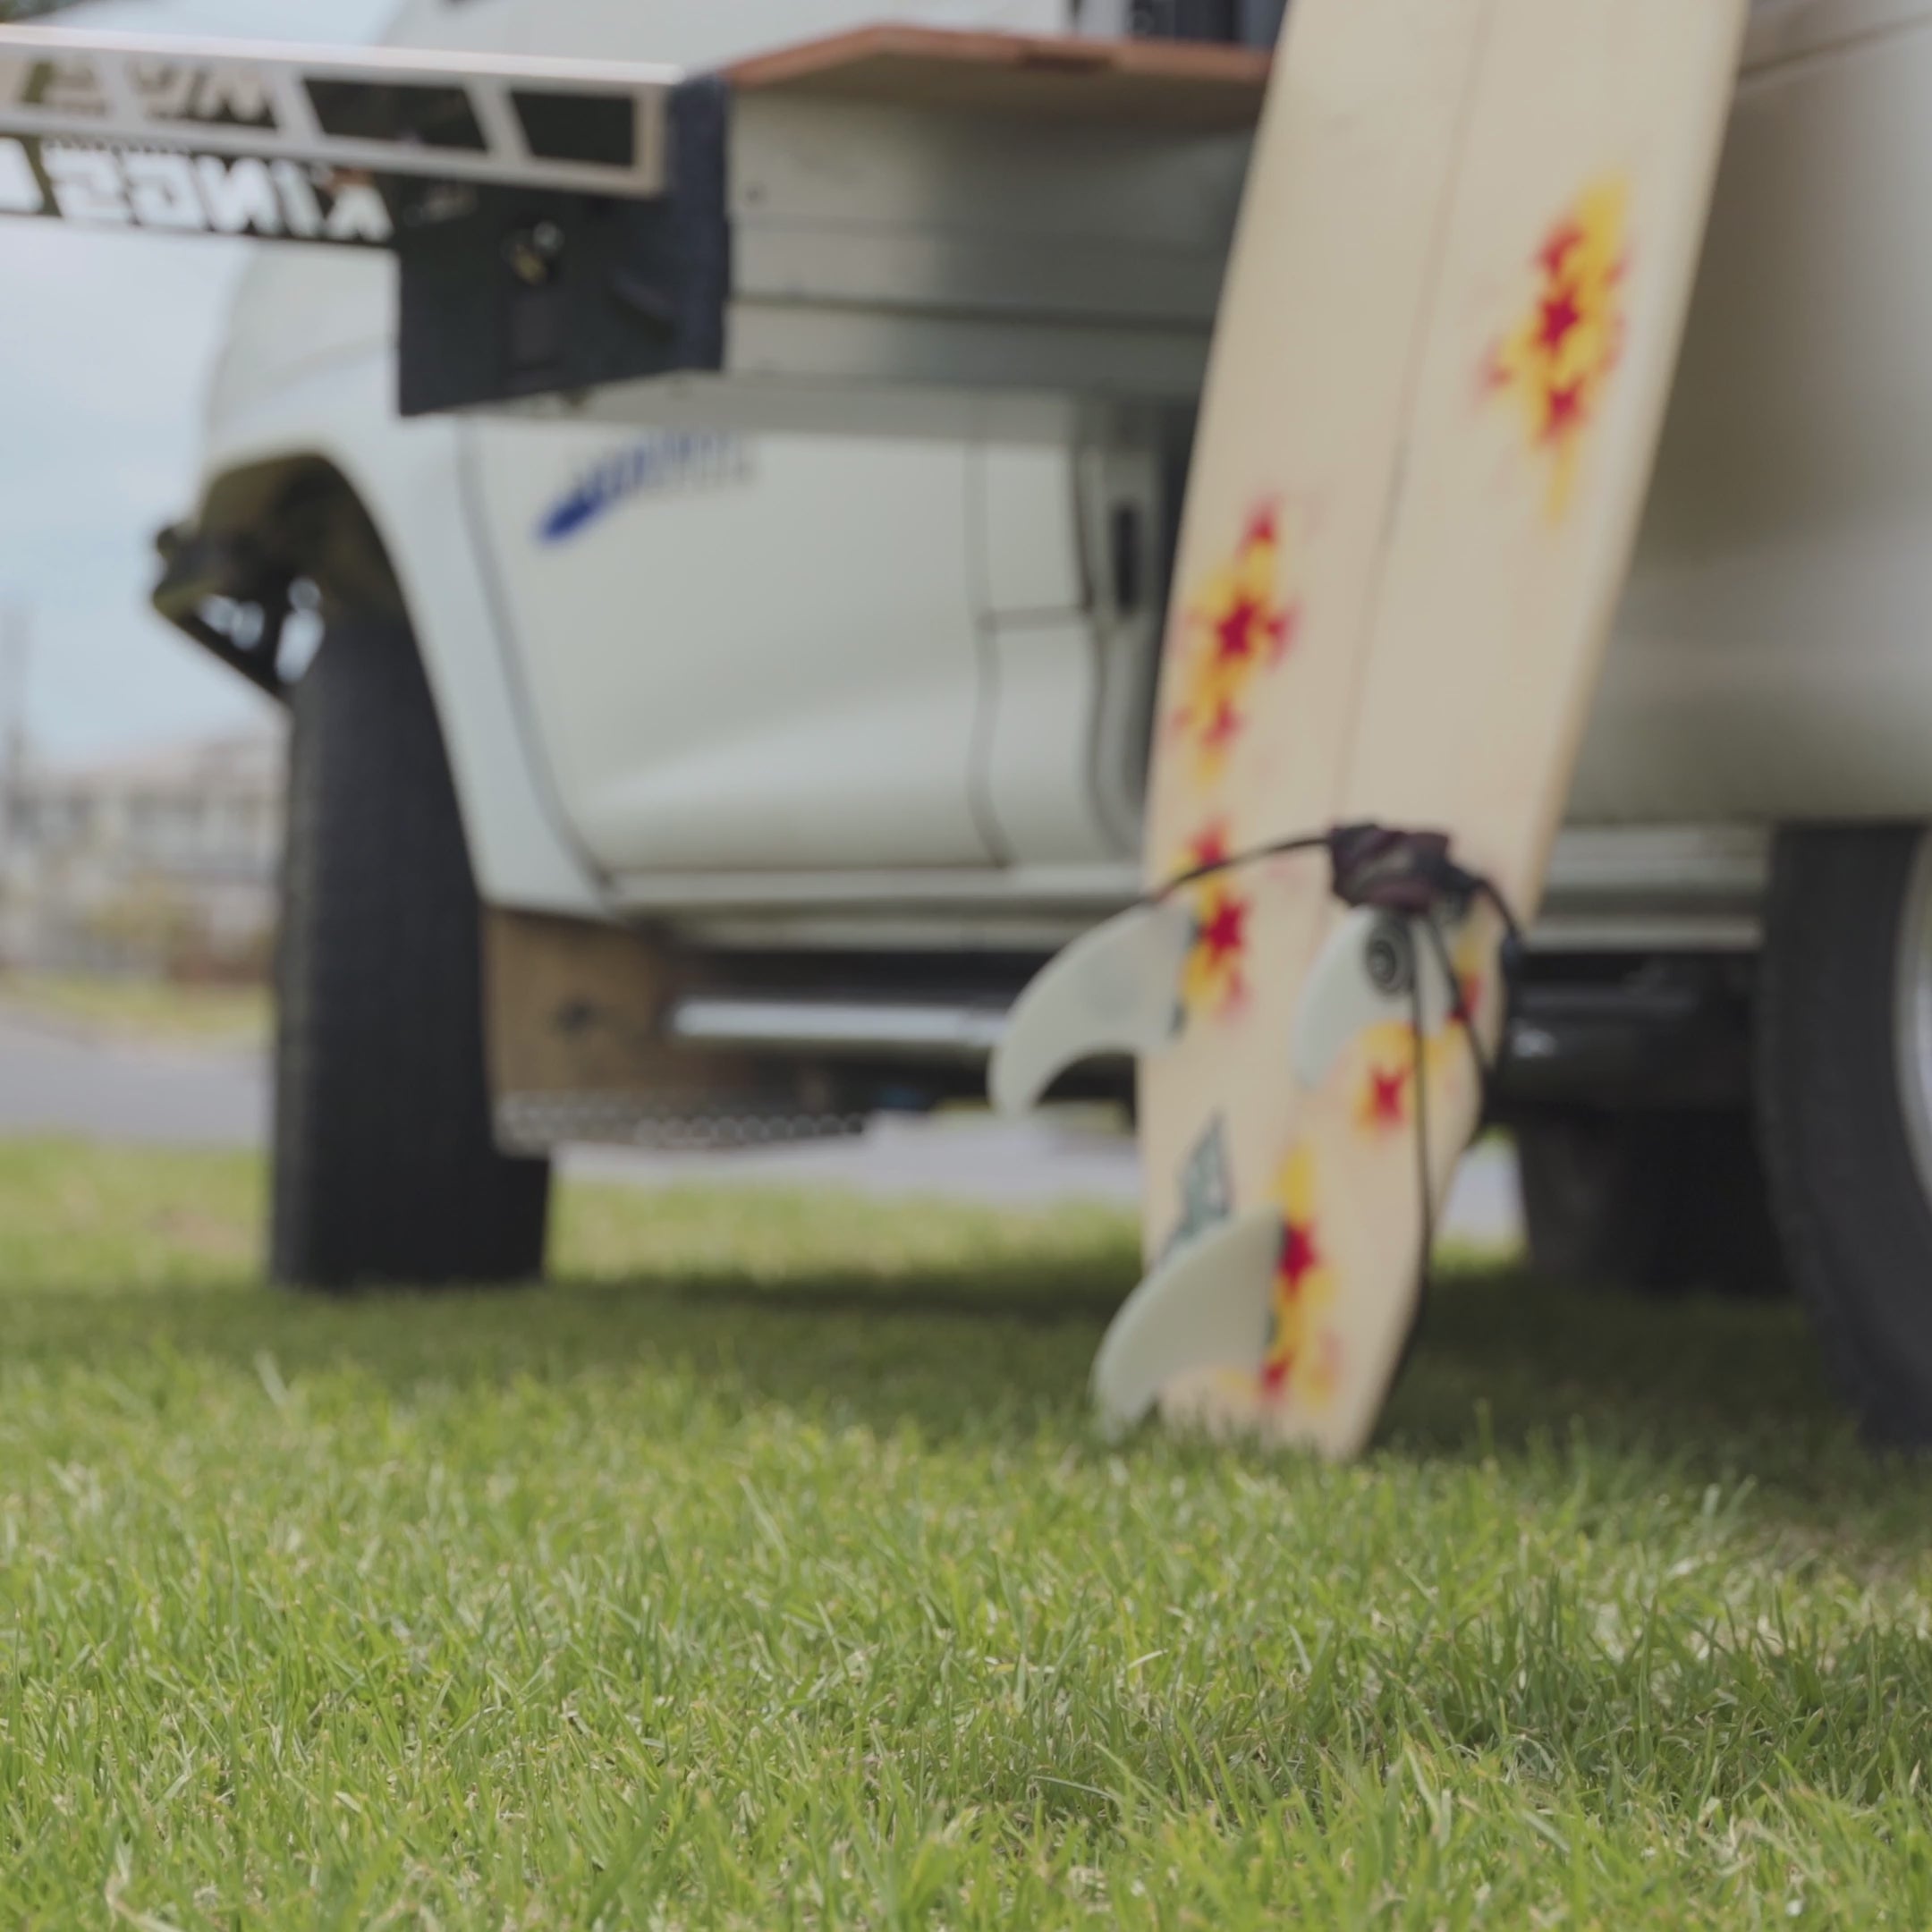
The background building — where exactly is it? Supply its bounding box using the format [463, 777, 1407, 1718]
[0, 724, 284, 978]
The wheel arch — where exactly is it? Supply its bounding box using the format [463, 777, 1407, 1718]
[166, 395, 606, 919]
[190, 451, 410, 628]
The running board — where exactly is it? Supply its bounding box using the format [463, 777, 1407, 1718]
[659, 979, 1750, 1112]
[0, 23, 1264, 425]
[496, 1092, 865, 1156]
[666, 996, 1012, 1066]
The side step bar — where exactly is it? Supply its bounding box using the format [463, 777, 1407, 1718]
[661, 971, 1755, 1112]
[668, 996, 1011, 1066]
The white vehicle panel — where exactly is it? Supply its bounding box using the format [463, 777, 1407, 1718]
[208, 249, 390, 427]
[980, 445, 1083, 617]
[194, 0, 1100, 910]
[974, 443, 1140, 865]
[1584, 0, 1932, 821]
[465, 420, 996, 871]
[174, 0, 1932, 952]
[494, 0, 1071, 65]
[452, 0, 1124, 882]
[383, 0, 515, 54]
[985, 618, 1118, 862]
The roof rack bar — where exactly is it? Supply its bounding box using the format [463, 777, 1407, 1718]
[0, 27, 678, 199]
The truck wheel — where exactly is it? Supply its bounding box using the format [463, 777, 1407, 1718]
[1758, 826, 1932, 1444]
[272, 612, 550, 1291]
[1517, 1106, 1786, 1299]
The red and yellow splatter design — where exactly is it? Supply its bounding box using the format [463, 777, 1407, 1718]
[1357, 1057, 1414, 1134]
[1487, 179, 1631, 517]
[1259, 1146, 1343, 1410]
[1174, 821, 1250, 1024]
[1351, 933, 1489, 1135]
[1182, 819, 1234, 877]
[1167, 503, 1301, 780]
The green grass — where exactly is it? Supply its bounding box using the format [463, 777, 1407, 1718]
[0, 974, 268, 1045]
[2, 1142, 1931, 1928]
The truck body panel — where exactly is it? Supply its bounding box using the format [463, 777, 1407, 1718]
[178, 0, 1932, 948]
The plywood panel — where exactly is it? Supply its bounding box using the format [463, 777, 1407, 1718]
[728, 26, 1270, 130]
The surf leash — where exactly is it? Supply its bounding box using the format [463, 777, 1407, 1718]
[1145, 820, 1527, 1315]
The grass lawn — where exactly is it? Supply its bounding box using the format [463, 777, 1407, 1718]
[0, 975, 269, 1046]
[2, 1143, 1930, 1928]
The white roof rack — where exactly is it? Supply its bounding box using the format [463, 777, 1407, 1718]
[0, 22, 1272, 428]
[0, 26, 677, 209]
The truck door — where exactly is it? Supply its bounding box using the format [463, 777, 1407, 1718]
[462, 424, 996, 876]
[972, 436, 1165, 866]
[462, 0, 1073, 883]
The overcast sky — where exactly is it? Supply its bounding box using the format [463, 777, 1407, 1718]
[0, 0, 397, 765]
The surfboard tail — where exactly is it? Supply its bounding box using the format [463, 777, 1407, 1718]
[1093, 900, 1502, 1461]
[1090, 1209, 1281, 1435]
[1092, 1199, 1427, 1462]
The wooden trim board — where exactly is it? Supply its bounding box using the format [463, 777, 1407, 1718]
[726, 26, 1272, 130]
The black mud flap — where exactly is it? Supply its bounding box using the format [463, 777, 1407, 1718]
[393, 78, 730, 419]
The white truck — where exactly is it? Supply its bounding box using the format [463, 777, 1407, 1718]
[5, 0, 1931, 1440]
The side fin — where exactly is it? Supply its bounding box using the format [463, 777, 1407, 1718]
[1089, 1208, 1281, 1436]
[989, 897, 1193, 1117]
[1292, 906, 1457, 1090]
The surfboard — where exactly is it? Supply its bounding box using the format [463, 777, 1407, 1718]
[994, 0, 1748, 1459]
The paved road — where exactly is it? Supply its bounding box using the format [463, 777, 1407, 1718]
[0, 1008, 1524, 1245]
[0, 1011, 268, 1147]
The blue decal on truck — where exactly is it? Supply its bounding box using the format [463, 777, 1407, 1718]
[537, 432, 753, 544]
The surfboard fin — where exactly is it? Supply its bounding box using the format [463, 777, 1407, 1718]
[989, 898, 1194, 1117]
[1292, 906, 1458, 1090]
[1089, 1208, 1281, 1436]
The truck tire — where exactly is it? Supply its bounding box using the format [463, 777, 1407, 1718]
[1517, 1106, 1786, 1299]
[1758, 826, 1932, 1444]
[272, 612, 550, 1290]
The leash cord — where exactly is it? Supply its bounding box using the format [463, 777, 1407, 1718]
[1145, 819, 1524, 1322]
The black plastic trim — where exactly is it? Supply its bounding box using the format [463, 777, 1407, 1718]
[1131, 0, 1286, 48]
[151, 523, 292, 699]
[393, 75, 729, 419]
